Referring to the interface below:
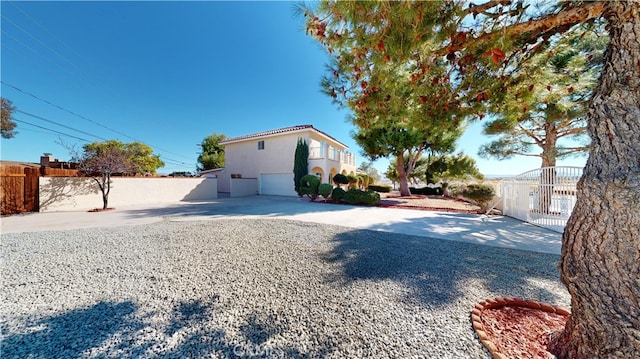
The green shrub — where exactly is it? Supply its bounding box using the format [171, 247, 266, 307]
[460, 183, 495, 212]
[331, 187, 346, 202]
[449, 185, 463, 197]
[346, 174, 358, 189]
[409, 186, 442, 196]
[300, 174, 320, 201]
[318, 183, 333, 200]
[357, 174, 374, 190]
[368, 184, 392, 193]
[333, 173, 349, 186]
[343, 188, 381, 206]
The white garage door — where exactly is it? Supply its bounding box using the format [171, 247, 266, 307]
[260, 173, 297, 196]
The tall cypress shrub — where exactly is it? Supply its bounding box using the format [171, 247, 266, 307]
[293, 138, 309, 196]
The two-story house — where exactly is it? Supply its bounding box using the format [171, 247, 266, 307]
[210, 125, 356, 196]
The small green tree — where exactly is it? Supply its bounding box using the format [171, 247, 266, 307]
[332, 173, 349, 187]
[197, 133, 226, 171]
[457, 184, 496, 213]
[293, 138, 309, 196]
[318, 183, 333, 200]
[77, 140, 164, 209]
[78, 143, 137, 210]
[299, 174, 320, 201]
[125, 142, 164, 175]
[357, 161, 381, 183]
[346, 174, 358, 190]
[1, 97, 17, 139]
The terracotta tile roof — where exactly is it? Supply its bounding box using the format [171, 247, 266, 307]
[219, 124, 348, 148]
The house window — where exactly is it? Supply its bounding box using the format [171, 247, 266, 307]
[258, 140, 265, 150]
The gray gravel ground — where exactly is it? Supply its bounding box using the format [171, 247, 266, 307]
[1, 218, 570, 358]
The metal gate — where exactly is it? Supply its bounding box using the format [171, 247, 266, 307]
[502, 166, 583, 233]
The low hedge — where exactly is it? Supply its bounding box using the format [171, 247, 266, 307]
[409, 186, 442, 196]
[343, 188, 381, 206]
[331, 187, 346, 202]
[368, 184, 392, 193]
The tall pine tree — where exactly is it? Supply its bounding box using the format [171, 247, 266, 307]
[293, 138, 309, 196]
[304, 1, 640, 356]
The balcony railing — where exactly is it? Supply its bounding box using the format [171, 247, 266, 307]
[309, 144, 355, 166]
[309, 146, 323, 159]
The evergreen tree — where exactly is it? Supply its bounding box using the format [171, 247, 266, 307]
[480, 23, 606, 168]
[304, 2, 640, 356]
[197, 133, 226, 171]
[293, 138, 309, 196]
[1, 97, 17, 139]
[357, 161, 381, 183]
[303, 2, 471, 196]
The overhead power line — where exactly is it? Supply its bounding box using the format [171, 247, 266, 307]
[16, 110, 197, 167]
[13, 118, 196, 170]
[1, 81, 197, 163]
[15, 109, 107, 141]
[1, 14, 87, 76]
[7, 0, 88, 63]
[13, 117, 91, 142]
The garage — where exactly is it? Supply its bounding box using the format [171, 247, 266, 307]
[259, 173, 297, 196]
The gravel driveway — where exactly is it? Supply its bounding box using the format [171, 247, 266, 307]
[1, 218, 569, 358]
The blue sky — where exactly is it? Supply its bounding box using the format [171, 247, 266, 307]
[1, 1, 586, 177]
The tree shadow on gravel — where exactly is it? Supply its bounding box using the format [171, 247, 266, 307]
[2, 298, 336, 358]
[1, 301, 141, 359]
[119, 195, 354, 221]
[326, 229, 567, 307]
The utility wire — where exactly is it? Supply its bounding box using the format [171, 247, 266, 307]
[2, 8, 197, 166]
[15, 109, 108, 141]
[12, 118, 195, 170]
[7, 0, 88, 64]
[1, 29, 41, 55]
[16, 110, 197, 168]
[1, 81, 197, 162]
[13, 118, 90, 142]
[17, 110, 196, 167]
[2, 81, 130, 137]
[1, 14, 87, 76]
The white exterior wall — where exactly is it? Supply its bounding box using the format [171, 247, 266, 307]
[39, 177, 218, 212]
[230, 178, 259, 197]
[222, 128, 357, 194]
[224, 132, 302, 177]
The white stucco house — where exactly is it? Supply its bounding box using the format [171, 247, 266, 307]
[209, 124, 357, 197]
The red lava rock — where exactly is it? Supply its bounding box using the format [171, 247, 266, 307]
[527, 301, 542, 310]
[540, 303, 556, 313]
[493, 297, 508, 306]
[476, 329, 489, 341]
[473, 297, 570, 359]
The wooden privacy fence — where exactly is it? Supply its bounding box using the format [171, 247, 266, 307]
[40, 167, 79, 177]
[1, 164, 40, 215]
[1, 165, 79, 215]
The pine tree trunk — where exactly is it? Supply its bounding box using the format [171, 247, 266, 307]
[396, 155, 411, 196]
[550, 2, 640, 357]
[538, 120, 558, 213]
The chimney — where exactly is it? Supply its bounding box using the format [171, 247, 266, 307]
[40, 153, 56, 167]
